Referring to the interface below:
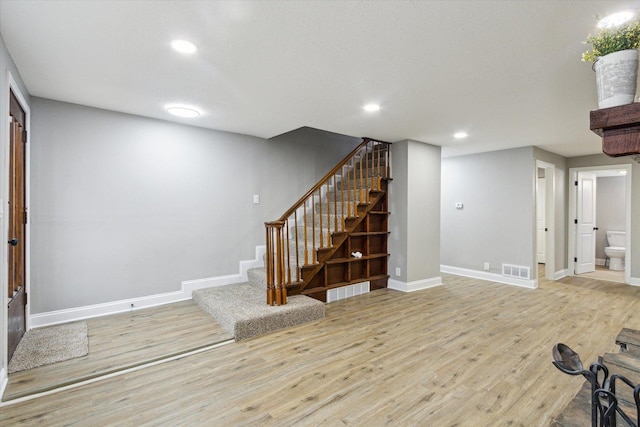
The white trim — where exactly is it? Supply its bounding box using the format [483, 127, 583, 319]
[388, 276, 443, 292]
[554, 269, 568, 280]
[595, 258, 606, 266]
[0, 368, 7, 400]
[29, 245, 266, 328]
[628, 277, 640, 287]
[441, 265, 537, 289]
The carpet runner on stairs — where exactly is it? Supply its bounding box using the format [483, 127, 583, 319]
[193, 267, 324, 341]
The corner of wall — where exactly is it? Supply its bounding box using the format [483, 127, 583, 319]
[388, 276, 443, 292]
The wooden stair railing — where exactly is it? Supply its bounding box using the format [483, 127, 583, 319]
[265, 137, 391, 305]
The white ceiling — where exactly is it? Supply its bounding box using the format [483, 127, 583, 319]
[0, 0, 637, 158]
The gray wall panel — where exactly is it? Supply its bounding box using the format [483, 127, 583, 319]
[441, 147, 534, 274]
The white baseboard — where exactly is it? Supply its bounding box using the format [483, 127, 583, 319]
[554, 269, 568, 280]
[595, 258, 606, 266]
[441, 265, 537, 289]
[0, 368, 7, 400]
[29, 245, 266, 328]
[388, 276, 443, 292]
[629, 277, 640, 286]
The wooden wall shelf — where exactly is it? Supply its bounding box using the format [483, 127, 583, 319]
[590, 102, 640, 158]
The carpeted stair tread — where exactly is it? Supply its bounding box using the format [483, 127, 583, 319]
[248, 267, 266, 288]
[193, 275, 324, 341]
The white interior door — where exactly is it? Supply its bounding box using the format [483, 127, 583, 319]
[575, 172, 597, 274]
[536, 176, 546, 263]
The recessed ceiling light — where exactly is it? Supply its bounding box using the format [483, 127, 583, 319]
[171, 39, 198, 54]
[453, 132, 468, 139]
[166, 105, 201, 118]
[363, 104, 380, 112]
[618, 169, 628, 175]
[598, 11, 634, 28]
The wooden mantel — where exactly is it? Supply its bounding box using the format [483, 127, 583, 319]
[590, 102, 640, 158]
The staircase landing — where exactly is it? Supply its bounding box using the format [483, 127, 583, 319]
[193, 268, 325, 341]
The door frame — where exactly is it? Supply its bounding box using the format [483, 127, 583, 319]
[2, 71, 31, 375]
[568, 165, 632, 283]
[536, 160, 555, 281]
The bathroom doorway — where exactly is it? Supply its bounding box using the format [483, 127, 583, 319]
[568, 165, 631, 284]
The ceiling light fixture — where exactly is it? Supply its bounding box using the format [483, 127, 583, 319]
[166, 105, 201, 118]
[171, 39, 198, 54]
[618, 169, 628, 175]
[598, 11, 635, 28]
[363, 104, 380, 112]
[453, 132, 468, 139]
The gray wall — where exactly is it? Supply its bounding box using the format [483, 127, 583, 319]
[30, 98, 359, 313]
[567, 154, 639, 278]
[595, 176, 626, 260]
[533, 147, 568, 275]
[441, 147, 534, 275]
[388, 140, 441, 283]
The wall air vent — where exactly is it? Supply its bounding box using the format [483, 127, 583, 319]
[502, 264, 531, 280]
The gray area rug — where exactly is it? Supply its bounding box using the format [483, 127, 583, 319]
[194, 268, 324, 341]
[8, 322, 89, 374]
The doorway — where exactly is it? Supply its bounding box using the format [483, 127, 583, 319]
[7, 89, 28, 362]
[536, 161, 555, 282]
[568, 165, 631, 284]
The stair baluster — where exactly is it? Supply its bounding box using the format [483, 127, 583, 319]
[264, 138, 392, 305]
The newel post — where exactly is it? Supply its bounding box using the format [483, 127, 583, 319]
[265, 221, 287, 306]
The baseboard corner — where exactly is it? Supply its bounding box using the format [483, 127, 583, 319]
[554, 269, 568, 280]
[388, 276, 443, 292]
[0, 368, 7, 401]
[628, 277, 640, 287]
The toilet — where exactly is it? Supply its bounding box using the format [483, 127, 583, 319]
[604, 231, 626, 271]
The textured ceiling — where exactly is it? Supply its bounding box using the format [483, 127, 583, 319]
[1, 0, 637, 157]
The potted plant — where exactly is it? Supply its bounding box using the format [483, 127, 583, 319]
[583, 18, 640, 108]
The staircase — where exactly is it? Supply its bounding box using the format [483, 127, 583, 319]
[265, 138, 391, 304]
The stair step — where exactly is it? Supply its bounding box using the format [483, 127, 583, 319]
[247, 267, 266, 288]
[345, 166, 386, 179]
[336, 177, 383, 190]
[325, 189, 373, 202]
[314, 201, 367, 215]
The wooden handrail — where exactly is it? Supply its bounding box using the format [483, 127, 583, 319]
[273, 138, 392, 222]
[265, 137, 392, 305]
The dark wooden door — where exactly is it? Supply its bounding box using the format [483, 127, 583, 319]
[8, 90, 27, 362]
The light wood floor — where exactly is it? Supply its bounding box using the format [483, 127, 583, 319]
[3, 300, 232, 401]
[576, 265, 626, 284]
[3, 273, 640, 426]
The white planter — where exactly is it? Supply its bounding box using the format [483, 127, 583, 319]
[595, 49, 639, 109]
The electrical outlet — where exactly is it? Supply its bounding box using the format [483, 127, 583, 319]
[484, 262, 490, 271]
[253, 194, 260, 204]
[395, 267, 401, 277]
